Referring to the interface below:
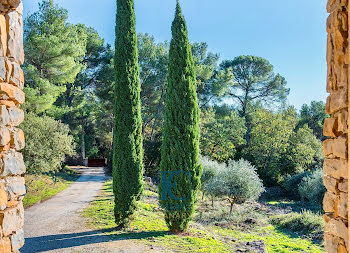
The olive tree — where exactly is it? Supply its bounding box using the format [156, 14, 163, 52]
[200, 156, 225, 205]
[298, 168, 326, 206]
[205, 159, 265, 215]
[21, 113, 75, 174]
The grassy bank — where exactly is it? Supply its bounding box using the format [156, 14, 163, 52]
[23, 167, 80, 208]
[83, 180, 324, 253]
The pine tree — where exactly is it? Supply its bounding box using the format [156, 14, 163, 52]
[113, 0, 143, 227]
[24, 0, 87, 114]
[159, 1, 201, 232]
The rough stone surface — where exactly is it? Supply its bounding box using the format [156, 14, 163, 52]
[323, 0, 350, 251]
[324, 175, 339, 194]
[7, 0, 21, 9]
[1, 150, 25, 176]
[0, 83, 24, 104]
[0, 183, 7, 210]
[0, 126, 10, 146]
[324, 191, 338, 213]
[6, 10, 23, 64]
[324, 110, 349, 137]
[0, 1, 24, 252]
[323, 158, 348, 180]
[0, 237, 11, 253]
[0, 105, 9, 126]
[0, 57, 5, 82]
[338, 192, 348, 219]
[326, 90, 348, 114]
[10, 228, 23, 251]
[0, 203, 23, 236]
[0, 100, 14, 108]
[338, 180, 348, 192]
[325, 233, 347, 253]
[0, 15, 6, 57]
[9, 127, 23, 150]
[7, 106, 23, 126]
[324, 117, 337, 137]
[4, 176, 24, 201]
[323, 137, 347, 159]
[8, 62, 22, 89]
[325, 218, 349, 249]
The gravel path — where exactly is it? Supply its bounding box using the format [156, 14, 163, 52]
[21, 167, 152, 253]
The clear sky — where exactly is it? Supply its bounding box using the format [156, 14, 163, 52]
[23, 0, 328, 109]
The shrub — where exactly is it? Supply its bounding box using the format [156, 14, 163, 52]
[200, 156, 225, 204]
[271, 210, 324, 241]
[298, 168, 326, 205]
[21, 112, 75, 174]
[282, 171, 311, 199]
[205, 159, 265, 215]
[200, 156, 224, 188]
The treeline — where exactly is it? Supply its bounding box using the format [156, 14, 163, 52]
[21, 0, 326, 193]
[22, 0, 114, 174]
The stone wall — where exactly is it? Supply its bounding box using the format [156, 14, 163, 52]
[0, 0, 25, 252]
[323, 0, 350, 252]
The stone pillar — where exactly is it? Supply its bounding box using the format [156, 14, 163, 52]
[323, 0, 350, 252]
[0, 0, 25, 252]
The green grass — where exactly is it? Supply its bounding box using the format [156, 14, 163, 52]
[83, 180, 325, 253]
[215, 225, 324, 253]
[271, 210, 324, 242]
[267, 200, 323, 213]
[23, 167, 80, 208]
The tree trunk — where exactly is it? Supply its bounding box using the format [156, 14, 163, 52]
[229, 198, 235, 216]
[211, 196, 214, 208]
[81, 124, 86, 160]
[242, 89, 251, 146]
[230, 203, 234, 216]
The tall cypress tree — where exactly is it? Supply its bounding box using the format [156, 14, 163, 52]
[159, 1, 201, 232]
[113, 0, 143, 227]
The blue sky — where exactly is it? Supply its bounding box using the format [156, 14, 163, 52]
[23, 0, 328, 109]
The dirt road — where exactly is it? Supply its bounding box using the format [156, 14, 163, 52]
[21, 167, 148, 253]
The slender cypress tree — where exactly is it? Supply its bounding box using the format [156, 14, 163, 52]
[159, 1, 201, 232]
[113, 0, 143, 227]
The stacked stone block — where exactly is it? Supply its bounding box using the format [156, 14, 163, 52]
[323, 0, 350, 252]
[0, 0, 25, 252]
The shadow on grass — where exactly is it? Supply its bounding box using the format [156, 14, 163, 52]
[22, 227, 168, 252]
[91, 198, 113, 202]
[267, 200, 323, 214]
[272, 224, 323, 245]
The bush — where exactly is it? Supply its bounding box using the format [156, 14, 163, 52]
[298, 168, 326, 205]
[271, 210, 324, 241]
[260, 186, 284, 201]
[205, 159, 265, 215]
[282, 171, 311, 199]
[21, 112, 75, 174]
[200, 156, 224, 188]
[200, 156, 225, 203]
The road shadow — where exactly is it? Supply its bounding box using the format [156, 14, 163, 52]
[21, 228, 168, 252]
[75, 175, 107, 183]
